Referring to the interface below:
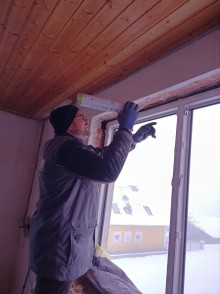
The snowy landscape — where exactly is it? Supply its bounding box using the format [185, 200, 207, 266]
[112, 244, 220, 294]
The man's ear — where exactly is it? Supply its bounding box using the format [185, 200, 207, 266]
[66, 126, 72, 135]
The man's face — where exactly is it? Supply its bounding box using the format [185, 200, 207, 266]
[67, 111, 90, 140]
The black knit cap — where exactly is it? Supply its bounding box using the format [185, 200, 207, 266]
[49, 105, 79, 135]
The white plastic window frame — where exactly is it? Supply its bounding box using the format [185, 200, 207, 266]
[135, 231, 143, 243]
[124, 231, 132, 243]
[113, 231, 122, 243]
[97, 88, 220, 294]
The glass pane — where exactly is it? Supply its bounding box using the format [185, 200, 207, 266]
[106, 115, 177, 294]
[184, 104, 220, 294]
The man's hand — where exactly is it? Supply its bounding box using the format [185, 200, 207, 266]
[133, 122, 157, 143]
[117, 101, 138, 131]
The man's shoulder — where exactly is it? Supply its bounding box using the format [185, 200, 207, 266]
[45, 135, 79, 145]
[43, 135, 77, 156]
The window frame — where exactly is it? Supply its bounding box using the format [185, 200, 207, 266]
[97, 88, 220, 294]
[113, 231, 122, 243]
[135, 231, 143, 243]
[124, 231, 132, 243]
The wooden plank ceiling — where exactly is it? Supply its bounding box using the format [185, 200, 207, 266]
[0, 0, 219, 119]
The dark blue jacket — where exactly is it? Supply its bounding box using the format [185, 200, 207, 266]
[29, 130, 134, 281]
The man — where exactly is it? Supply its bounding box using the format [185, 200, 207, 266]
[29, 101, 156, 293]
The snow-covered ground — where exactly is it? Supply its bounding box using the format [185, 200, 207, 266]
[112, 244, 220, 294]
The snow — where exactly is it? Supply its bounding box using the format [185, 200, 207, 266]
[112, 244, 220, 294]
[110, 213, 169, 226]
[110, 186, 169, 226]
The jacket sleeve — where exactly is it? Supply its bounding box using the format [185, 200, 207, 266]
[56, 130, 134, 183]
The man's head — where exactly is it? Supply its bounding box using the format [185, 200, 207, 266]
[49, 105, 90, 140]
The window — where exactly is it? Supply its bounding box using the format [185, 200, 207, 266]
[104, 114, 177, 294]
[99, 88, 220, 294]
[124, 231, 132, 243]
[113, 232, 121, 243]
[183, 104, 220, 294]
[122, 194, 133, 215]
[112, 203, 120, 214]
[143, 205, 153, 216]
[135, 231, 142, 243]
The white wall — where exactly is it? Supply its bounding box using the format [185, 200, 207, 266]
[96, 27, 220, 104]
[0, 110, 42, 294]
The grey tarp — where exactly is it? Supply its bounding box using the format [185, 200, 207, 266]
[84, 256, 143, 294]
